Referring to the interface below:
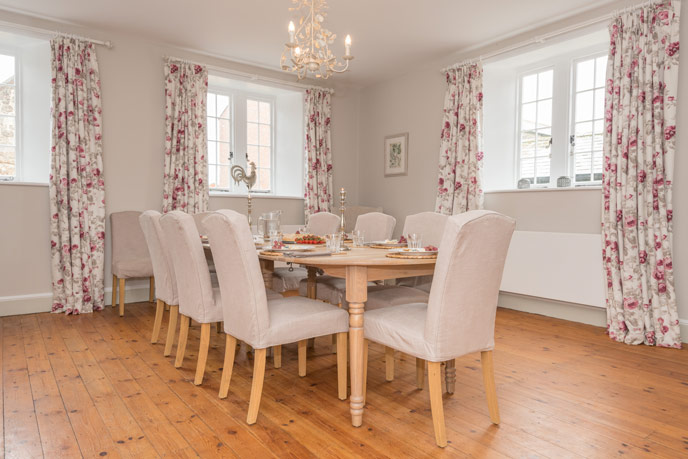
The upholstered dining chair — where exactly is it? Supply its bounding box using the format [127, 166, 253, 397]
[363, 210, 515, 447]
[353, 212, 396, 243]
[343, 205, 382, 233]
[192, 211, 217, 273]
[139, 211, 179, 350]
[305, 211, 341, 236]
[204, 209, 349, 425]
[110, 211, 154, 317]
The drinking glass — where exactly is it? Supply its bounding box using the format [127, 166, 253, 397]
[327, 233, 342, 253]
[353, 229, 365, 247]
[407, 233, 422, 250]
[268, 230, 281, 247]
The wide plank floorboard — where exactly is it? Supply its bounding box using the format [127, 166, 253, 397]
[1, 303, 686, 458]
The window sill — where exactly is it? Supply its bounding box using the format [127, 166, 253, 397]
[209, 192, 304, 200]
[0, 181, 49, 188]
[484, 186, 601, 194]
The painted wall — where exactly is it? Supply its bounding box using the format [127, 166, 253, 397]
[0, 9, 360, 313]
[357, 6, 688, 338]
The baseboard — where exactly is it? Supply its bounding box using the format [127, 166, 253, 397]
[0, 285, 152, 316]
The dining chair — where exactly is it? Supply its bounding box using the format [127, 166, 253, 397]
[363, 210, 515, 447]
[343, 205, 382, 233]
[139, 211, 179, 349]
[159, 210, 225, 386]
[305, 211, 341, 236]
[192, 211, 216, 273]
[110, 211, 155, 317]
[203, 209, 349, 424]
[353, 212, 396, 242]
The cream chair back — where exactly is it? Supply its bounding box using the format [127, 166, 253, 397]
[354, 212, 396, 242]
[203, 210, 270, 345]
[110, 211, 153, 277]
[306, 211, 340, 236]
[159, 211, 217, 323]
[425, 211, 515, 360]
[192, 211, 214, 235]
[139, 211, 178, 305]
[343, 205, 382, 232]
[401, 212, 449, 247]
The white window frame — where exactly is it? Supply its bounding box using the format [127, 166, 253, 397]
[206, 87, 276, 194]
[0, 48, 20, 182]
[206, 89, 235, 192]
[569, 51, 608, 186]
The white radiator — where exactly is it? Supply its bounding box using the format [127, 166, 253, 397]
[500, 231, 606, 308]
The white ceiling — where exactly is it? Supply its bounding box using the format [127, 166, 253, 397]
[0, 0, 616, 87]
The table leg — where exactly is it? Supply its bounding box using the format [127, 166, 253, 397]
[260, 259, 274, 290]
[306, 267, 317, 299]
[346, 265, 368, 427]
[445, 358, 456, 394]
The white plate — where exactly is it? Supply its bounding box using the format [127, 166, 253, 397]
[369, 241, 407, 247]
[263, 244, 314, 252]
[388, 248, 438, 256]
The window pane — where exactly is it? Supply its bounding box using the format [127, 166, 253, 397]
[538, 70, 553, 99]
[259, 124, 271, 146]
[576, 59, 595, 91]
[593, 134, 604, 152]
[218, 119, 230, 143]
[0, 55, 14, 84]
[593, 151, 604, 174]
[594, 119, 605, 135]
[576, 121, 593, 137]
[207, 118, 217, 141]
[259, 146, 271, 168]
[208, 164, 217, 188]
[258, 168, 270, 191]
[520, 131, 535, 158]
[247, 123, 258, 145]
[575, 91, 593, 122]
[595, 56, 608, 88]
[536, 129, 551, 156]
[217, 165, 231, 189]
[0, 145, 15, 177]
[536, 156, 550, 182]
[575, 152, 592, 175]
[247, 99, 258, 123]
[521, 102, 536, 130]
[218, 142, 231, 165]
[207, 141, 217, 164]
[537, 99, 552, 128]
[522, 74, 537, 103]
[520, 158, 534, 181]
[217, 95, 230, 119]
[259, 102, 271, 124]
[247, 144, 259, 165]
[0, 116, 15, 145]
[207, 93, 216, 117]
[0, 85, 15, 116]
[593, 88, 605, 120]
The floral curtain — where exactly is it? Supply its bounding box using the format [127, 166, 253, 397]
[49, 37, 105, 314]
[435, 63, 484, 215]
[304, 87, 333, 221]
[602, 1, 681, 348]
[162, 60, 208, 213]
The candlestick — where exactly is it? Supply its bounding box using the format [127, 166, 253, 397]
[339, 187, 347, 234]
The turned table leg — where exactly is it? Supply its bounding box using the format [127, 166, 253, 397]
[445, 358, 457, 394]
[260, 259, 274, 290]
[346, 265, 368, 427]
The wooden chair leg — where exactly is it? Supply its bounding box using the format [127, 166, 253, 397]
[112, 275, 118, 308]
[149, 276, 155, 303]
[165, 303, 170, 311]
[307, 337, 315, 350]
[216, 322, 223, 334]
[362, 339, 369, 404]
[219, 334, 237, 398]
[416, 358, 425, 389]
[428, 361, 447, 447]
[385, 346, 395, 381]
[151, 299, 165, 344]
[298, 339, 307, 377]
[194, 323, 211, 385]
[246, 348, 267, 425]
[175, 315, 190, 368]
[331, 334, 337, 354]
[445, 358, 457, 394]
[273, 345, 282, 369]
[118, 278, 126, 317]
[336, 332, 347, 400]
[164, 305, 179, 357]
[481, 350, 500, 424]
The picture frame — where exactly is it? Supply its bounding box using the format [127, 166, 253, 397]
[383, 132, 408, 177]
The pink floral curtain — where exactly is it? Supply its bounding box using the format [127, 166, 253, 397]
[602, 1, 681, 347]
[435, 63, 484, 215]
[49, 37, 105, 314]
[162, 60, 208, 213]
[304, 88, 333, 221]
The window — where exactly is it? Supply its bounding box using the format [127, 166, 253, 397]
[207, 74, 303, 197]
[571, 55, 607, 184]
[482, 28, 608, 191]
[518, 69, 553, 185]
[0, 54, 16, 180]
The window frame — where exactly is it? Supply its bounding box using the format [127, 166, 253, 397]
[0, 48, 20, 182]
[206, 89, 235, 192]
[206, 86, 276, 195]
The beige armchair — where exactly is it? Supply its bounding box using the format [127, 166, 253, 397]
[110, 211, 154, 317]
[363, 210, 515, 447]
[204, 210, 349, 425]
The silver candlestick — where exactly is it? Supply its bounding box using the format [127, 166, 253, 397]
[339, 187, 346, 234]
[231, 160, 257, 227]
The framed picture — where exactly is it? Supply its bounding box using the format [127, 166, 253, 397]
[383, 133, 408, 177]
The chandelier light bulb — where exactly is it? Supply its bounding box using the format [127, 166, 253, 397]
[288, 21, 295, 43]
[345, 35, 352, 55]
[294, 46, 301, 57]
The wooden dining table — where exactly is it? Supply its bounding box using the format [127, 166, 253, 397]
[258, 246, 437, 427]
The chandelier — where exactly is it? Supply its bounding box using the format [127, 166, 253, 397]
[280, 0, 353, 79]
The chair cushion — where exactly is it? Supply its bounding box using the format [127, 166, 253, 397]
[356, 285, 430, 311]
[272, 267, 308, 292]
[364, 303, 437, 361]
[256, 297, 349, 348]
[298, 275, 376, 305]
[112, 257, 154, 278]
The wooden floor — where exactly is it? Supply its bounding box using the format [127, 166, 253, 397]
[1, 303, 687, 458]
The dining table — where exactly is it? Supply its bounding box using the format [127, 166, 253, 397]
[257, 245, 438, 427]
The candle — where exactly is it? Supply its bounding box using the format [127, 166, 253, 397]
[288, 21, 295, 43]
[345, 35, 351, 56]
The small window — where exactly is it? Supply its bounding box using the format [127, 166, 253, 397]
[571, 55, 607, 184]
[207, 92, 233, 190]
[518, 69, 553, 185]
[246, 98, 272, 192]
[0, 53, 16, 181]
